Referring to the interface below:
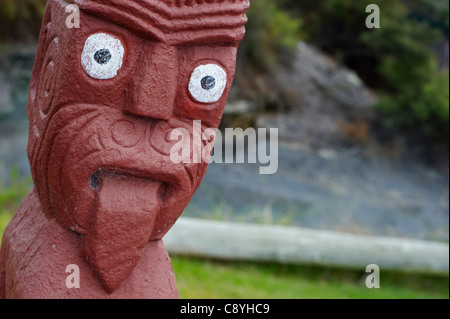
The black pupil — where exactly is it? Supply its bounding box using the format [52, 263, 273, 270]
[94, 49, 112, 65]
[201, 76, 216, 90]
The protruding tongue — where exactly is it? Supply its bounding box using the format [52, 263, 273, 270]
[80, 172, 161, 293]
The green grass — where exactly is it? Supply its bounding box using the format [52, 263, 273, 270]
[172, 257, 449, 299]
[0, 166, 32, 240]
[0, 168, 448, 299]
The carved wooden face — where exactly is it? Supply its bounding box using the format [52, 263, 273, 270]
[27, 0, 248, 292]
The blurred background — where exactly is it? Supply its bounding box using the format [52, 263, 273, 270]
[0, 0, 448, 298]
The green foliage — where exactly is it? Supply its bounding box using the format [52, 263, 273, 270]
[359, 1, 448, 142]
[0, 166, 32, 243]
[281, 0, 449, 143]
[377, 67, 449, 141]
[239, 0, 302, 71]
[411, 71, 449, 129]
[404, 0, 449, 32]
[0, 0, 47, 42]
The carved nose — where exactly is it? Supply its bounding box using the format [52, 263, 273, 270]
[124, 43, 178, 121]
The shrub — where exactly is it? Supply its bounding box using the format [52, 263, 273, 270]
[0, 0, 47, 42]
[238, 0, 302, 72]
[281, 0, 449, 143]
[0, 165, 32, 243]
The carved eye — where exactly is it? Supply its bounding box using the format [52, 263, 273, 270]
[189, 64, 227, 104]
[81, 33, 124, 80]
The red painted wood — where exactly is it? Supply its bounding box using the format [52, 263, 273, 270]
[0, 0, 248, 298]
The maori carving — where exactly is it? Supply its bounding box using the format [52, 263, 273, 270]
[0, 0, 249, 298]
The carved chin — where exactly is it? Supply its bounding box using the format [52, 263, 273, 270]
[80, 171, 161, 293]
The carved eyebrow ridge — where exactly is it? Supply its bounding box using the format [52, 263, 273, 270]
[72, 0, 249, 45]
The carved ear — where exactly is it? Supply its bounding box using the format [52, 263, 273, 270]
[28, 2, 52, 122]
[27, 2, 55, 207]
[28, 1, 75, 223]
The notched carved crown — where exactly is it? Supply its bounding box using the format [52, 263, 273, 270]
[160, 0, 249, 7]
[71, 0, 250, 44]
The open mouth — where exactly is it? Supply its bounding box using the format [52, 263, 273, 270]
[89, 170, 103, 191]
[89, 169, 176, 202]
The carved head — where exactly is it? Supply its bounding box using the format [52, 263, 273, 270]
[27, 0, 249, 292]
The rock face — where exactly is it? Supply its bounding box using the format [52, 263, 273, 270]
[257, 42, 377, 149]
[0, 0, 249, 299]
[0, 72, 11, 115]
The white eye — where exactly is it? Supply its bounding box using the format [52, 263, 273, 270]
[81, 33, 124, 80]
[188, 64, 227, 104]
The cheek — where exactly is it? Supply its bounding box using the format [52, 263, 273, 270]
[174, 82, 232, 128]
